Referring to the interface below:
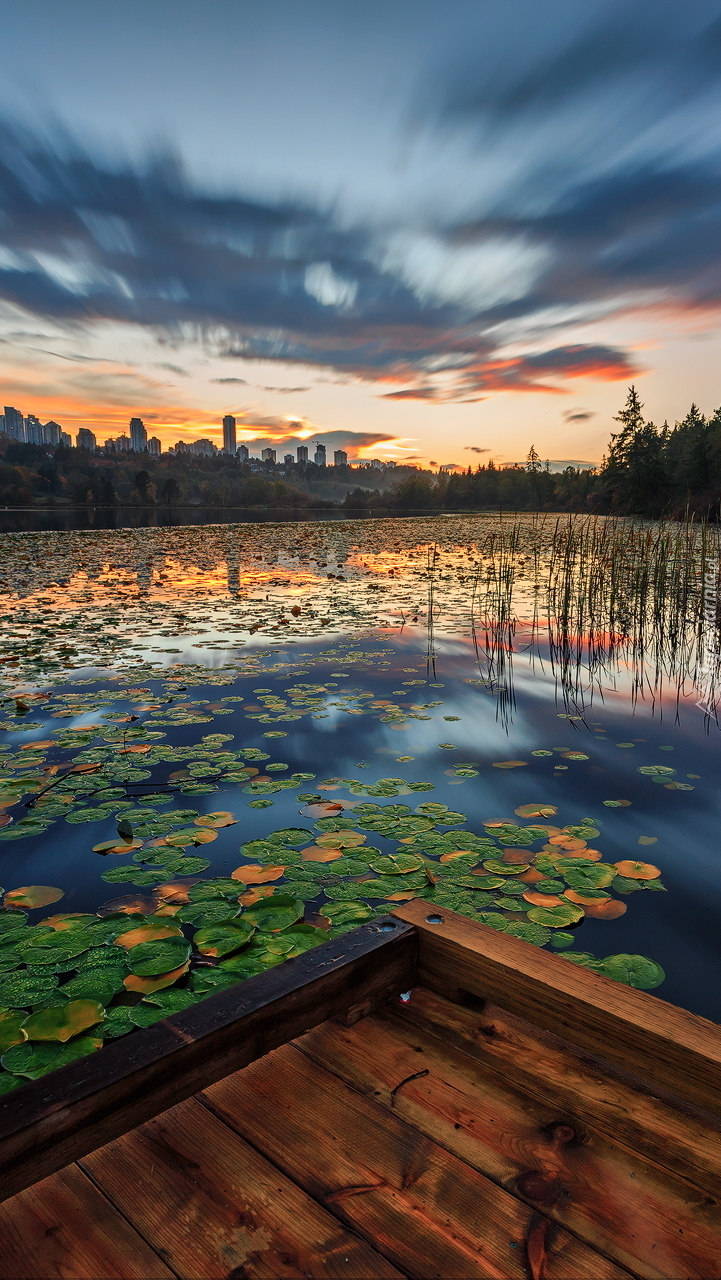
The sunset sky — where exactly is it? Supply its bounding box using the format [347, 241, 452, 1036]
[1, 0, 721, 465]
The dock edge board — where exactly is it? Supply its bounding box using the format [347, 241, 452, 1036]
[0, 915, 417, 1202]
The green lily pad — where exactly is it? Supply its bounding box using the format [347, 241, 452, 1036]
[368, 854, 423, 875]
[482, 860, 529, 875]
[193, 919, 255, 957]
[243, 895, 304, 932]
[527, 903, 584, 927]
[59, 968, 127, 1004]
[126, 936, 191, 976]
[601, 954, 665, 989]
[188, 879, 243, 901]
[503, 922, 551, 947]
[2, 1035, 102, 1078]
[550, 932, 576, 948]
[100, 1006, 135, 1039]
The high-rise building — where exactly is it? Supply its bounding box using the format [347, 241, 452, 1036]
[333, 450, 348, 466]
[76, 428, 97, 451]
[222, 415, 236, 454]
[60, 431, 72, 447]
[129, 417, 147, 451]
[296, 444, 308, 464]
[284, 453, 294, 466]
[261, 447, 276, 463]
[314, 442, 326, 466]
[25, 416, 44, 445]
[190, 438, 217, 456]
[237, 444, 249, 462]
[3, 407, 24, 441]
[116, 434, 130, 452]
[147, 437, 161, 456]
[42, 421, 62, 446]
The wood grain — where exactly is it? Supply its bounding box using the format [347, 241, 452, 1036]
[201, 1041, 631, 1280]
[0, 916, 415, 1202]
[392, 900, 721, 1117]
[296, 999, 721, 1279]
[82, 1095, 401, 1280]
[0, 1164, 174, 1280]
[389, 985, 721, 1200]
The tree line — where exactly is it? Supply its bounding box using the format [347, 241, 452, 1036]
[0, 389, 719, 517]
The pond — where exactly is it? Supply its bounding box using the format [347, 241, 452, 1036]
[0, 513, 719, 1087]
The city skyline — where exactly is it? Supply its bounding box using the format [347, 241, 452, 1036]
[1, 4, 721, 466]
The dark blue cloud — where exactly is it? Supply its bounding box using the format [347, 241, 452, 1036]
[2, 34, 720, 405]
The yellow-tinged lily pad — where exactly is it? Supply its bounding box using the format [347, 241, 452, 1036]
[492, 760, 528, 769]
[21, 1000, 104, 1043]
[613, 860, 661, 879]
[124, 962, 190, 993]
[113, 921, 183, 949]
[315, 831, 366, 848]
[0, 1010, 28, 1053]
[514, 804, 558, 817]
[4, 886, 64, 909]
[193, 811, 236, 828]
[231, 864, 286, 884]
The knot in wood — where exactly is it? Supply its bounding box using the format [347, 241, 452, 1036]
[516, 1171, 565, 1205]
[546, 1121, 578, 1145]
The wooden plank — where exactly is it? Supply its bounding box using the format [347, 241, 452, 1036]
[82, 1094, 402, 1280]
[389, 985, 721, 1201]
[391, 900, 721, 1117]
[0, 1164, 174, 1280]
[0, 916, 415, 1203]
[201, 1041, 632, 1280]
[296, 1001, 721, 1279]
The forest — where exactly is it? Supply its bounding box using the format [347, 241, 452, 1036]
[0, 388, 719, 517]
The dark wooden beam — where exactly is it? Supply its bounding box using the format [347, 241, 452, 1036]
[391, 900, 721, 1118]
[0, 916, 416, 1202]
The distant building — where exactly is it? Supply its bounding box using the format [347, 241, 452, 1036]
[296, 444, 308, 464]
[76, 428, 97, 451]
[261, 447, 276, 463]
[173, 440, 190, 454]
[190, 438, 217, 456]
[42, 421, 62, 446]
[129, 417, 147, 451]
[314, 442, 326, 466]
[3, 406, 24, 441]
[60, 431, 72, 447]
[222, 415, 236, 454]
[147, 437, 161, 456]
[333, 450, 348, 466]
[25, 416, 44, 445]
[237, 444, 249, 462]
[116, 434, 131, 452]
[385, 460, 396, 468]
[284, 453, 294, 466]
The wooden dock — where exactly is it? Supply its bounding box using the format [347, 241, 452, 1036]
[1, 902, 720, 1278]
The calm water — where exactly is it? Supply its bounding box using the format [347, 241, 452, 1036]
[0, 514, 719, 1085]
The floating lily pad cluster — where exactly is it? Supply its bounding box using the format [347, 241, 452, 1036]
[0, 792, 666, 1092]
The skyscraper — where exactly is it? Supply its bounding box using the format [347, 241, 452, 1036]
[333, 450, 348, 466]
[3, 407, 24, 441]
[237, 444, 249, 462]
[296, 445, 308, 464]
[222, 415, 236, 454]
[129, 418, 147, 451]
[314, 442, 326, 466]
[284, 453, 293, 466]
[261, 447, 276, 463]
[147, 437, 161, 456]
[76, 428, 97, 450]
[24, 416, 44, 445]
[42, 421, 61, 446]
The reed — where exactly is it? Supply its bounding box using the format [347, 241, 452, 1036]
[466, 515, 721, 725]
